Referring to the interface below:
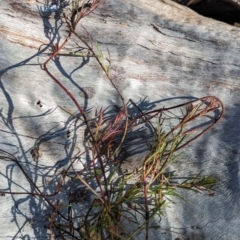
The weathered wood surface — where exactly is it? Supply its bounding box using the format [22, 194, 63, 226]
[1, 0, 240, 239]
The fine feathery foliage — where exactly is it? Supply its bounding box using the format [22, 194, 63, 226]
[0, 1, 224, 239]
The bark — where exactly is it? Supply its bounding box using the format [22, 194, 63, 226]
[0, 0, 240, 239]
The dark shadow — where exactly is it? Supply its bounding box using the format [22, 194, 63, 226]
[1, 0, 237, 239]
[175, 0, 240, 25]
[54, 55, 90, 110]
[0, 0, 88, 239]
[148, 4, 240, 238]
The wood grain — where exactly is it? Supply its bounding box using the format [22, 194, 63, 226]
[0, 0, 240, 239]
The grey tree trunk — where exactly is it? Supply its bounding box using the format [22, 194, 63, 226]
[1, 0, 240, 239]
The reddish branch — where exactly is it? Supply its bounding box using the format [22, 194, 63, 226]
[0, 1, 224, 239]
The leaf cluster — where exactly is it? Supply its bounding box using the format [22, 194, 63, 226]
[0, 1, 224, 239]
